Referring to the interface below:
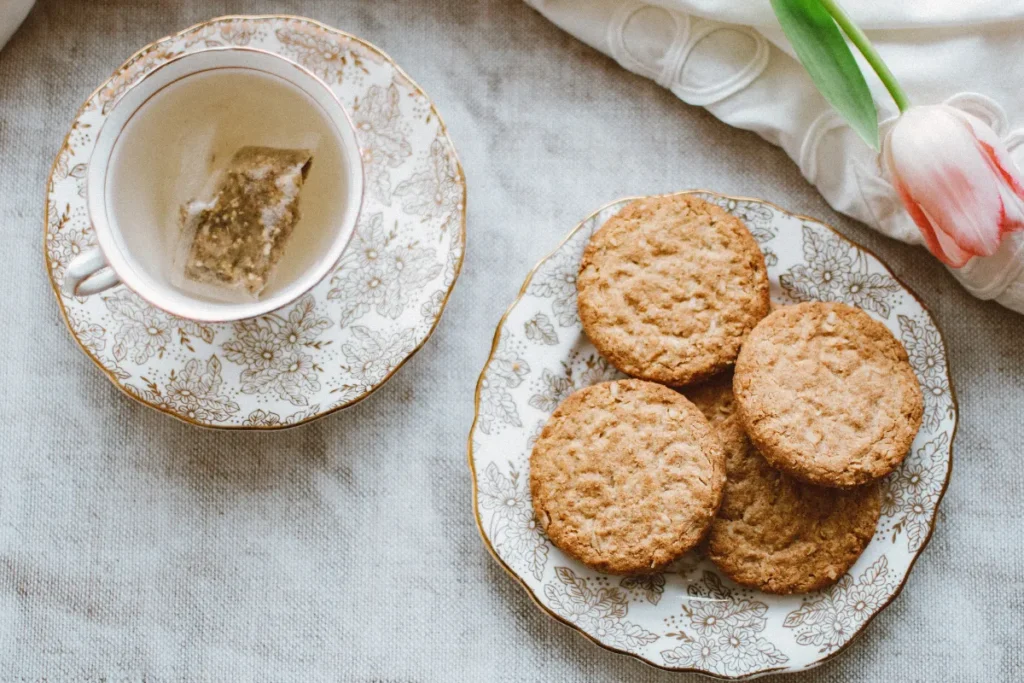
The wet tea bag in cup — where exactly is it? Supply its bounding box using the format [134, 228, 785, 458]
[171, 129, 320, 302]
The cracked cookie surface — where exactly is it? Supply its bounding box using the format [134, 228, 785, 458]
[577, 194, 769, 387]
[529, 379, 725, 575]
[688, 375, 881, 594]
[734, 302, 923, 488]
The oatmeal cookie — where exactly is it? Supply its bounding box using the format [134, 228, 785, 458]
[688, 376, 881, 594]
[530, 379, 726, 574]
[577, 194, 770, 387]
[734, 302, 923, 488]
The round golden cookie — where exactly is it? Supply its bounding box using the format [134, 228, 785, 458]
[734, 302, 924, 488]
[687, 376, 881, 595]
[577, 194, 770, 387]
[529, 379, 726, 575]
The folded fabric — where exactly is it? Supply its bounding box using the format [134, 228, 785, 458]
[525, 0, 1024, 313]
[0, 0, 33, 52]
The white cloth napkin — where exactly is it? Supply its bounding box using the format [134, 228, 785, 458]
[0, 0, 33, 51]
[525, 0, 1024, 313]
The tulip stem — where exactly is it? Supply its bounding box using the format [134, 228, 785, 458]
[819, 0, 912, 112]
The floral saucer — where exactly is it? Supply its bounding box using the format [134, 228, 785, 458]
[45, 15, 465, 429]
[469, 191, 956, 678]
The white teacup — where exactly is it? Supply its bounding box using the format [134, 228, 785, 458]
[63, 47, 364, 322]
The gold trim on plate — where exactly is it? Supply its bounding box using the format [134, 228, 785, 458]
[45, 15, 467, 430]
[467, 190, 957, 678]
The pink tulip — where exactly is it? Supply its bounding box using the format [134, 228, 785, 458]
[883, 105, 1024, 268]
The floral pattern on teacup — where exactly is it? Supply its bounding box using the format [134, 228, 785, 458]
[46, 16, 466, 428]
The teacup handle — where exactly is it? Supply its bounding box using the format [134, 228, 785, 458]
[63, 246, 121, 297]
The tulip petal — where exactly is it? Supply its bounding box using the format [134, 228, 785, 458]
[885, 106, 1006, 262]
[950, 109, 1024, 245]
[981, 140, 1024, 198]
[970, 128, 1024, 240]
[890, 172, 972, 267]
[926, 207, 974, 267]
[958, 110, 1024, 199]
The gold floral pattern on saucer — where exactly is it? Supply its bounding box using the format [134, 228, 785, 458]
[469, 191, 956, 678]
[46, 15, 466, 429]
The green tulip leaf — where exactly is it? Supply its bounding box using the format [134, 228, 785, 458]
[771, 0, 879, 150]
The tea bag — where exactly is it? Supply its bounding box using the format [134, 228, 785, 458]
[179, 146, 313, 297]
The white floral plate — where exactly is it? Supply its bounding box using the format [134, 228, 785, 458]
[45, 15, 465, 429]
[469, 191, 956, 678]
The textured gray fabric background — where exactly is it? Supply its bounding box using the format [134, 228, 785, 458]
[0, 1, 1020, 681]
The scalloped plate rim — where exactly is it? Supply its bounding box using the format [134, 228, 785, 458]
[467, 189, 957, 678]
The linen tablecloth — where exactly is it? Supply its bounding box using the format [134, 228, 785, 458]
[0, 1, 1020, 680]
